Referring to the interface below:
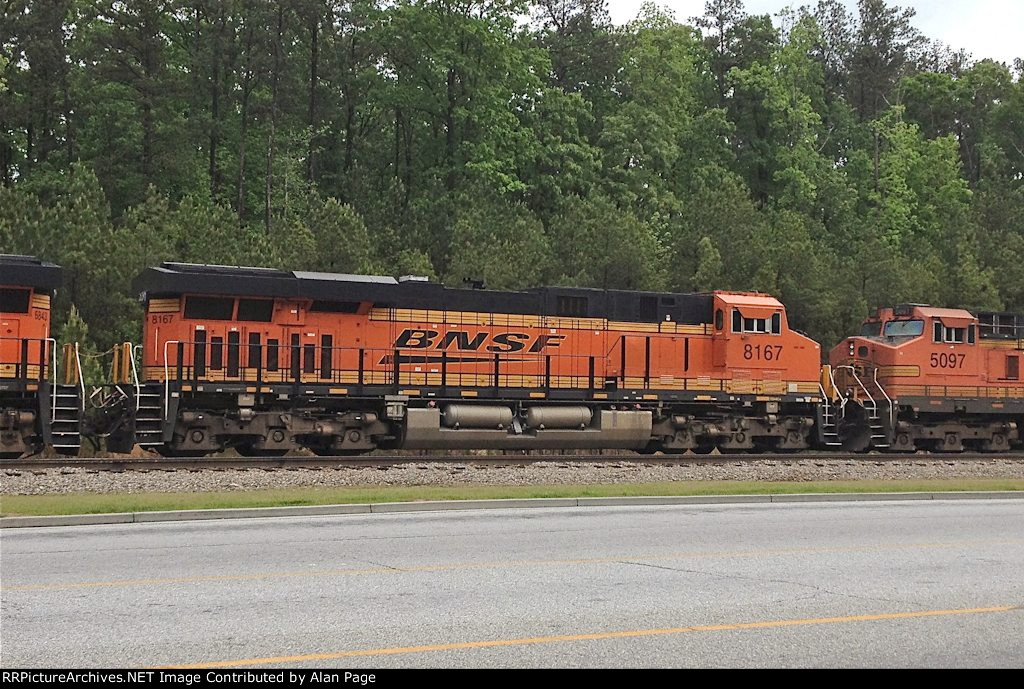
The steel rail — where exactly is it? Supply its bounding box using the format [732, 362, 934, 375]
[3, 452, 1022, 472]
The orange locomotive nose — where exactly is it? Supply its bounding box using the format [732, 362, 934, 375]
[827, 303, 1022, 452]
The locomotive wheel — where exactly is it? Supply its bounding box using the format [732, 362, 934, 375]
[693, 439, 717, 455]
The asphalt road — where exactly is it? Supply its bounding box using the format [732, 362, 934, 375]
[1, 500, 1022, 668]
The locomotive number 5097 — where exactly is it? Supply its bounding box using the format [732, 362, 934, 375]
[930, 352, 965, 369]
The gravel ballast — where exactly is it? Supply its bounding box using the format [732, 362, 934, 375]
[2, 458, 1023, 495]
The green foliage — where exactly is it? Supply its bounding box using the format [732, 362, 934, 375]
[445, 187, 552, 290]
[692, 237, 724, 291]
[56, 305, 104, 386]
[549, 194, 666, 290]
[0, 0, 1020, 355]
[303, 197, 378, 274]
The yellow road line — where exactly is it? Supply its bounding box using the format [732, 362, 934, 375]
[5, 538, 1020, 592]
[167, 605, 1021, 668]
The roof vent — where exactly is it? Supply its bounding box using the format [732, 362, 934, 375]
[893, 303, 928, 317]
[399, 275, 430, 283]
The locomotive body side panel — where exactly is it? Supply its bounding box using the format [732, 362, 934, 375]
[132, 263, 824, 455]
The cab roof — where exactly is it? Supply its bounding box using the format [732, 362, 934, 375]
[0, 255, 62, 291]
[714, 292, 784, 308]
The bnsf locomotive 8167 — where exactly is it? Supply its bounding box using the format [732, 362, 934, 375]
[119, 263, 823, 456]
[1, 257, 1021, 458]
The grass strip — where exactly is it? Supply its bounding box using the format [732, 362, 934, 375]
[2, 479, 1022, 517]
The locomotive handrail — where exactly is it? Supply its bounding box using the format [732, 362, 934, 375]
[73, 343, 86, 412]
[45, 337, 57, 424]
[129, 343, 142, 411]
[873, 367, 894, 429]
[0, 336, 55, 383]
[834, 364, 874, 409]
[145, 338, 802, 397]
[828, 365, 846, 411]
[162, 340, 182, 418]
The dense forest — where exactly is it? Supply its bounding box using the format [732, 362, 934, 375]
[1, 0, 1022, 356]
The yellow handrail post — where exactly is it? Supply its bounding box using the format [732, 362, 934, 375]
[61, 343, 79, 385]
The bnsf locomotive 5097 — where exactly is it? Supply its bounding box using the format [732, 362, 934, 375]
[1, 257, 1021, 458]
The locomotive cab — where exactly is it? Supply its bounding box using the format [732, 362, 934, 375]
[831, 304, 982, 395]
[829, 303, 1022, 452]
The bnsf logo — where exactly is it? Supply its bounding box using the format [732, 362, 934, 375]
[395, 329, 565, 353]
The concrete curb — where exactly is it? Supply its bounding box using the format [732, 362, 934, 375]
[2, 491, 1021, 529]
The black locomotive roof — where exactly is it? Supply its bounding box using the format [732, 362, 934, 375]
[0, 254, 62, 290]
[134, 262, 714, 324]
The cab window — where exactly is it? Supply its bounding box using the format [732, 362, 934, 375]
[732, 309, 781, 335]
[859, 322, 882, 337]
[933, 322, 969, 344]
[883, 320, 924, 338]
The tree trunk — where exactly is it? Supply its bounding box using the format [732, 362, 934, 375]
[445, 67, 456, 192]
[306, 6, 319, 183]
[265, 3, 284, 233]
[236, 20, 255, 218]
[342, 34, 357, 184]
[62, 68, 74, 166]
[209, 5, 226, 199]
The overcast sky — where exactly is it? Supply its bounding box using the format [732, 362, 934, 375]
[606, 1, 1022, 65]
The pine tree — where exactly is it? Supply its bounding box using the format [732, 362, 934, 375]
[56, 305, 103, 386]
[692, 237, 723, 291]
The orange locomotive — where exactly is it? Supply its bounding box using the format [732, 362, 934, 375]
[828, 303, 1023, 451]
[0, 255, 81, 457]
[117, 263, 823, 456]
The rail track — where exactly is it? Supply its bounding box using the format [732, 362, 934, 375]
[3, 452, 1023, 473]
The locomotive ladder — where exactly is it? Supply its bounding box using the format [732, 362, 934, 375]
[133, 386, 165, 449]
[126, 346, 164, 449]
[836, 364, 891, 449]
[51, 343, 85, 456]
[818, 367, 844, 447]
[50, 386, 82, 455]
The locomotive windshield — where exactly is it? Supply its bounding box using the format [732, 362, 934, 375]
[883, 319, 924, 338]
[859, 322, 882, 337]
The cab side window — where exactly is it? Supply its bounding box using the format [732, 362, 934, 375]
[933, 323, 968, 344]
[731, 309, 779, 335]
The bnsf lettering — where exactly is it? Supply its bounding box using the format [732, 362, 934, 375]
[487, 333, 530, 352]
[528, 334, 566, 353]
[395, 329, 439, 348]
[393, 329, 565, 353]
[438, 331, 488, 350]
